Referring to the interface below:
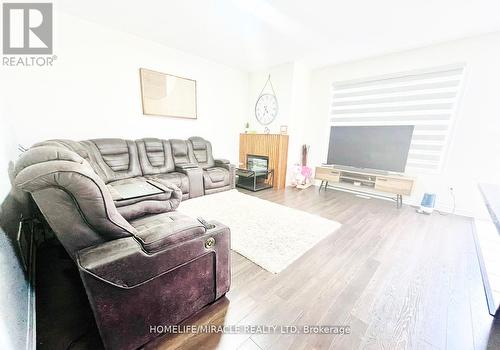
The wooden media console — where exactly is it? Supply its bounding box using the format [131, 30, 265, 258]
[314, 166, 415, 208]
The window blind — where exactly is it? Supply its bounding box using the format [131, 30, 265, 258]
[330, 64, 466, 172]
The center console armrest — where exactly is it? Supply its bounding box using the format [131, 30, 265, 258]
[174, 164, 204, 198]
[175, 163, 199, 171]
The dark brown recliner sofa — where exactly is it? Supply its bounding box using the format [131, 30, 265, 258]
[189, 136, 235, 194]
[13, 136, 233, 350]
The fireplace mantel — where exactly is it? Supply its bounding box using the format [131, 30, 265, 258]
[239, 133, 289, 190]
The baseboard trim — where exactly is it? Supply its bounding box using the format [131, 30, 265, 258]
[311, 182, 475, 217]
[404, 198, 474, 217]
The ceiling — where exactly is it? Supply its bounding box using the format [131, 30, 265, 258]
[57, 0, 500, 71]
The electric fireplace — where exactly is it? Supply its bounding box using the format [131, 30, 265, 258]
[235, 154, 274, 191]
[247, 154, 269, 173]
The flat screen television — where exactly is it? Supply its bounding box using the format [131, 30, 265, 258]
[326, 125, 414, 172]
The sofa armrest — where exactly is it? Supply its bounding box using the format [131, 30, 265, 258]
[213, 160, 236, 189]
[77, 220, 230, 293]
[214, 159, 230, 165]
[14, 146, 135, 256]
[214, 159, 232, 171]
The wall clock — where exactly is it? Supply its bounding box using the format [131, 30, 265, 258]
[255, 75, 278, 126]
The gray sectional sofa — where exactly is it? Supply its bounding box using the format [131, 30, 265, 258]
[13, 136, 234, 350]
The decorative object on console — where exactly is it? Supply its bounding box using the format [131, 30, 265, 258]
[255, 74, 278, 126]
[280, 125, 288, 135]
[244, 122, 250, 134]
[139, 68, 197, 119]
[240, 133, 289, 190]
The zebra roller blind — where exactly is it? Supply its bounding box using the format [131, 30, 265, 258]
[330, 64, 466, 172]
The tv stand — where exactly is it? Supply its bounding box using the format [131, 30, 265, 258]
[315, 166, 415, 208]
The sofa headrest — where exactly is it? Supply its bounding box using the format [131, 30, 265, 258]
[170, 139, 188, 156]
[14, 145, 84, 178]
[31, 139, 89, 159]
[188, 137, 214, 168]
[189, 136, 207, 150]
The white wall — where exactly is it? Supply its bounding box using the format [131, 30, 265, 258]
[0, 226, 29, 350]
[247, 62, 311, 181]
[0, 11, 249, 164]
[304, 32, 500, 217]
[0, 105, 10, 201]
[288, 62, 312, 168]
[247, 62, 295, 133]
[0, 98, 17, 201]
[0, 103, 30, 350]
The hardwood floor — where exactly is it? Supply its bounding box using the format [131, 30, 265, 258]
[147, 186, 500, 350]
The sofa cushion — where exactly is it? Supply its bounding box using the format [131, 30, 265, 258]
[130, 212, 206, 253]
[147, 172, 190, 194]
[203, 167, 230, 190]
[107, 177, 182, 221]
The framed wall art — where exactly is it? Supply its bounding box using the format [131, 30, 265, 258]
[139, 68, 197, 119]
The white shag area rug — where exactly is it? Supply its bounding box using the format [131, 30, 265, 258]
[178, 190, 341, 274]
